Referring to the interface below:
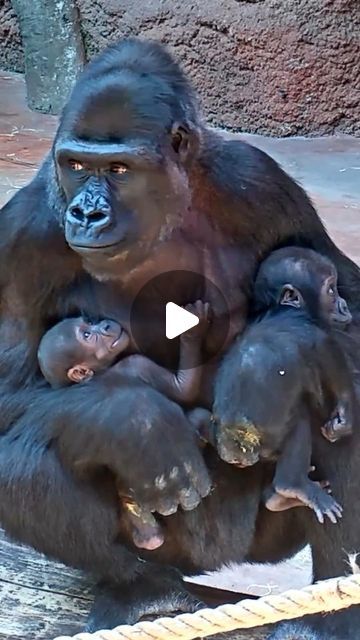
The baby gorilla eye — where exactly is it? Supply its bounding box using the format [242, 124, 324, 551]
[328, 285, 335, 296]
[68, 159, 84, 171]
[82, 330, 92, 340]
[110, 163, 128, 174]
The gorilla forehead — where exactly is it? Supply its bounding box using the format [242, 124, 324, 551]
[59, 39, 199, 142]
[61, 75, 176, 141]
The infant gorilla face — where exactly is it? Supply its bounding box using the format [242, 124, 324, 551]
[280, 269, 351, 326]
[320, 272, 351, 325]
[70, 318, 130, 381]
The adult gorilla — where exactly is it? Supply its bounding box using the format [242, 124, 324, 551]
[0, 39, 359, 638]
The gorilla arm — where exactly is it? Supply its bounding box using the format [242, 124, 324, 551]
[52, 378, 211, 514]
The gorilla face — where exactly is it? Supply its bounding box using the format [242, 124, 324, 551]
[55, 135, 192, 272]
[53, 68, 199, 279]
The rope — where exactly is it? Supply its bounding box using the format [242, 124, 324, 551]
[54, 573, 360, 640]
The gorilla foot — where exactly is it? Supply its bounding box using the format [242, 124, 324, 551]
[86, 567, 204, 632]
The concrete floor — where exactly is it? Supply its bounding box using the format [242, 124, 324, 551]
[0, 70, 359, 638]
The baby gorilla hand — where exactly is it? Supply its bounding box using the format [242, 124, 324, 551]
[181, 300, 211, 341]
[321, 407, 353, 443]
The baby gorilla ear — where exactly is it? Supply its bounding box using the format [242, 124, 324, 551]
[170, 122, 200, 165]
[67, 365, 94, 384]
[279, 284, 303, 309]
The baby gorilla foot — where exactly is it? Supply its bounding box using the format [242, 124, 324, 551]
[264, 479, 332, 512]
[265, 488, 308, 512]
[273, 479, 343, 524]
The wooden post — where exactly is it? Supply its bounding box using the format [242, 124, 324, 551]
[11, 0, 85, 114]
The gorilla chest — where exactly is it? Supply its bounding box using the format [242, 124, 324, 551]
[56, 242, 252, 370]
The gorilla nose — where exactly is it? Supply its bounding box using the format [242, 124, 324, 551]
[69, 205, 110, 228]
[99, 319, 118, 335]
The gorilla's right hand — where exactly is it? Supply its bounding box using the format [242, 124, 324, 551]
[54, 382, 212, 516]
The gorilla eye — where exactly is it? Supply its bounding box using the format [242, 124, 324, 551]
[110, 163, 128, 174]
[328, 285, 335, 296]
[82, 330, 91, 340]
[68, 159, 84, 172]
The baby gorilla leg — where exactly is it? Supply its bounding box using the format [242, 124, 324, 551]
[267, 415, 343, 524]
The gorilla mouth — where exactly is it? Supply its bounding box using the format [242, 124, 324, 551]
[111, 329, 125, 348]
[70, 241, 130, 263]
[71, 242, 119, 250]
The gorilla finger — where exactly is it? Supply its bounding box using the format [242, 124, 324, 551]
[193, 469, 212, 498]
[313, 507, 324, 524]
[155, 499, 179, 517]
[333, 504, 343, 517]
[326, 510, 338, 524]
[132, 531, 165, 551]
[179, 487, 202, 511]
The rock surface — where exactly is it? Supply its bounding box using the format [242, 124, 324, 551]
[1, 0, 359, 136]
[0, 0, 23, 72]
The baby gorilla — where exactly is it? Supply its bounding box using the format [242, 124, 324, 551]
[214, 247, 355, 524]
[38, 301, 209, 550]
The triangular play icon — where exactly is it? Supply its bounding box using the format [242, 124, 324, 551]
[165, 302, 199, 340]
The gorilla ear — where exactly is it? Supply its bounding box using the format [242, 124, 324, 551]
[171, 122, 198, 164]
[67, 365, 94, 384]
[279, 285, 303, 309]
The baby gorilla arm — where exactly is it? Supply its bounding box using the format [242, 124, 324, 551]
[114, 301, 210, 405]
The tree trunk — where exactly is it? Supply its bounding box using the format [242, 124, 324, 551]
[11, 0, 85, 114]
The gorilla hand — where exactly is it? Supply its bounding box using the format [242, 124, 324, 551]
[56, 382, 212, 516]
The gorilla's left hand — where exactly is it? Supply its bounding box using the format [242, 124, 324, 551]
[56, 382, 212, 516]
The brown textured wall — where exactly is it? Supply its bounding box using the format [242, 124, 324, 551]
[1, 0, 359, 136]
[0, 0, 23, 72]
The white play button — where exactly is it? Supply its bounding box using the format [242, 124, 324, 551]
[165, 302, 199, 340]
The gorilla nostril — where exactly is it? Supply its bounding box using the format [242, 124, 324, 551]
[104, 323, 111, 332]
[70, 207, 83, 221]
[90, 210, 108, 223]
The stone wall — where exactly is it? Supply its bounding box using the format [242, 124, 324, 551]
[1, 0, 359, 136]
[0, 0, 23, 72]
